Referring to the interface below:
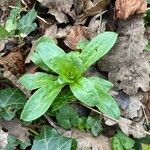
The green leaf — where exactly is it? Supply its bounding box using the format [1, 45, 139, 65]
[70, 77, 100, 107]
[50, 88, 75, 112]
[2, 135, 30, 150]
[70, 77, 120, 119]
[0, 25, 10, 39]
[32, 126, 77, 150]
[142, 144, 150, 150]
[19, 72, 57, 90]
[0, 88, 27, 120]
[85, 116, 102, 136]
[76, 39, 89, 50]
[54, 53, 83, 84]
[112, 136, 124, 150]
[17, 8, 37, 37]
[21, 84, 63, 121]
[31, 52, 50, 71]
[116, 131, 135, 150]
[35, 37, 66, 73]
[31, 37, 57, 71]
[56, 104, 79, 129]
[5, 6, 22, 32]
[89, 77, 114, 92]
[78, 116, 87, 130]
[80, 32, 118, 70]
[95, 85, 120, 120]
[112, 130, 135, 150]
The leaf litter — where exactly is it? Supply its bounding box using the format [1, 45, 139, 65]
[0, 0, 150, 149]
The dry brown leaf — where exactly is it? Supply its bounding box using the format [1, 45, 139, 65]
[125, 93, 143, 119]
[38, 0, 73, 23]
[119, 117, 147, 138]
[115, 0, 147, 20]
[78, 0, 110, 22]
[0, 119, 30, 143]
[98, 15, 149, 95]
[62, 129, 111, 150]
[48, 9, 69, 23]
[0, 129, 8, 149]
[0, 47, 25, 75]
[64, 26, 90, 49]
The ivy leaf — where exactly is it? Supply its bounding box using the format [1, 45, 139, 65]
[89, 77, 114, 92]
[85, 116, 103, 136]
[111, 136, 124, 150]
[5, 6, 22, 33]
[0, 25, 10, 39]
[32, 126, 77, 150]
[19, 72, 57, 90]
[112, 130, 135, 150]
[35, 37, 66, 73]
[0, 88, 27, 120]
[17, 8, 37, 37]
[80, 32, 118, 70]
[56, 104, 79, 129]
[2, 135, 30, 150]
[21, 84, 63, 121]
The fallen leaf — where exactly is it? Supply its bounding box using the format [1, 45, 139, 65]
[119, 117, 147, 138]
[62, 128, 111, 150]
[98, 15, 149, 95]
[0, 118, 30, 143]
[48, 9, 69, 23]
[0, 47, 25, 75]
[78, 0, 110, 21]
[125, 93, 143, 119]
[115, 0, 147, 20]
[0, 129, 8, 149]
[64, 26, 90, 49]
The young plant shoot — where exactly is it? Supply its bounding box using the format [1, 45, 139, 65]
[19, 32, 120, 121]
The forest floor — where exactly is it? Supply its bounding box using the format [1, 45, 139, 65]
[0, 0, 150, 150]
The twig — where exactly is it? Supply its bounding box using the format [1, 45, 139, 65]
[141, 105, 149, 126]
[44, 114, 58, 129]
[44, 114, 67, 135]
[79, 103, 150, 136]
[80, 103, 119, 123]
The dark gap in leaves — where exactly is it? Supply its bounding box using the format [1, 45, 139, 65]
[57, 38, 70, 52]
[35, 1, 49, 16]
[85, 16, 93, 26]
[2, 40, 18, 54]
[117, 80, 121, 84]
[103, 124, 118, 137]
[66, 13, 75, 25]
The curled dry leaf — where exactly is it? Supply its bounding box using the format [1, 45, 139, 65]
[0, 47, 25, 75]
[119, 117, 147, 138]
[78, 0, 111, 21]
[64, 25, 90, 49]
[115, 0, 147, 20]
